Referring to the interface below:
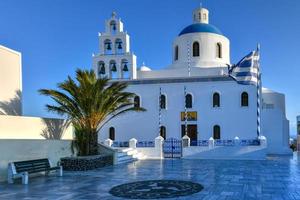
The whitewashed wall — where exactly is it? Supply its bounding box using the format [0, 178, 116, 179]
[261, 108, 291, 155]
[137, 67, 228, 79]
[183, 145, 266, 160]
[0, 140, 73, 182]
[99, 80, 257, 142]
[260, 89, 291, 155]
[172, 32, 230, 68]
[0, 115, 73, 140]
[0, 45, 22, 116]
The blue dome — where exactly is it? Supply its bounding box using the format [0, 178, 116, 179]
[179, 23, 222, 36]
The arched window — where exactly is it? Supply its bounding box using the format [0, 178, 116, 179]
[115, 38, 123, 54]
[185, 94, 193, 108]
[104, 39, 112, 54]
[160, 94, 166, 109]
[175, 46, 179, 61]
[97, 61, 105, 77]
[217, 43, 222, 58]
[134, 96, 140, 108]
[109, 127, 115, 140]
[109, 60, 117, 79]
[241, 92, 249, 107]
[213, 125, 220, 139]
[193, 42, 200, 57]
[121, 59, 129, 79]
[213, 92, 220, 107]
[160, 126, 166, 139]
[110, 20, 117, 34]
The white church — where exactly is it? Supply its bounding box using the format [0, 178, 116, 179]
[93, 7, 291, 155]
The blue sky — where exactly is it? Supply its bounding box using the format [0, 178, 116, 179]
[0, 0, 299, 136]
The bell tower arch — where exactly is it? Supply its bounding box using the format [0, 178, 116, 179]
[93, 12, 137, 79]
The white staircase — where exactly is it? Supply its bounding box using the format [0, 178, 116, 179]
[115, 148, 146, 164]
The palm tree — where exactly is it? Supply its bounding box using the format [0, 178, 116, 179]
[39, 69, 145, 156]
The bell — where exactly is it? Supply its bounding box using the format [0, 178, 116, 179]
[100, 66, 105, 74]
[111, 64, 117, 72]
[106, 43, 111, 50]
[123, 64, 128, 71]
[113, 24, 116, 31]
[117, 42, 122, 49]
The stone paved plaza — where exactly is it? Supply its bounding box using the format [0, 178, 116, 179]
[1, 154, 300, 200]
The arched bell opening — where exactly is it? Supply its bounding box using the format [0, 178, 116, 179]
[121, 59, 130, 79]
[109, 60, 118, 79]
[115, 38, 123, 54]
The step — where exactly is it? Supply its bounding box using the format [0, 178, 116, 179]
[126, 149, 138, 156]
[132, 152, 146, 159]
[117, 152, 129, 158]
[117, 157, 137, 164]
[118, 148, 133, 153]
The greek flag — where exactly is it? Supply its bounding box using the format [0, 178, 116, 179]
[230, 47, 262, 137]
[229, 51, 260, 85]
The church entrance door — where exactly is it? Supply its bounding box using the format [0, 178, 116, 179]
[181, 125, 198, 146]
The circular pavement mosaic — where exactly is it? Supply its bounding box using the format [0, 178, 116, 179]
[109, 180, 203, 199]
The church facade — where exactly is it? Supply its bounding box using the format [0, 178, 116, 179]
[93, 8, 291, 155]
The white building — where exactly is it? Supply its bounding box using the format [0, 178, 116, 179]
[93, 8, 291, 155]
[0, 45, 22, 116]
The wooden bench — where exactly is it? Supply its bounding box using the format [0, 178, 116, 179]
[7, 158, 63, 185]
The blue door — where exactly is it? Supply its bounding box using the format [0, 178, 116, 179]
[163, 138, 182, 158]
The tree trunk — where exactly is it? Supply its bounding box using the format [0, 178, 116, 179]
[88, 130, 98, 155]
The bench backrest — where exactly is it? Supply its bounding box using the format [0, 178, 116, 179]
[13, 159, 51, 174]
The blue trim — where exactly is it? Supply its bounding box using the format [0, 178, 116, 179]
[179, 23, 223, 36]
[235, 72, 257, 77]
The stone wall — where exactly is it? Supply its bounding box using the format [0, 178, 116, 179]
[61, 155, 113, 171]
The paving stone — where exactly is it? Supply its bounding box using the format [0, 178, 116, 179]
[1, 154, 300, 199]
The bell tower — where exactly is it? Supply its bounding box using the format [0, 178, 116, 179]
[93, 12, 137, 79]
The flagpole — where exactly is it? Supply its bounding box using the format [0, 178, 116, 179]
[184, 86, 188, 136]
[187, 41, 191, 77]
[159, 87, 162, 137]
[256, 43, 261, 137]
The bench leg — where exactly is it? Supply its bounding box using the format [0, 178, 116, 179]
[22, 172, 28, 185]
[7, 163, 15, 184]
[7, 173, 14, 184]
[58, 166, 63, 177]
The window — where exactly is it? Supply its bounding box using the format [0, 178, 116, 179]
[98, 61, 105, 77]
[213, 92, 220, 107]
[160, 94, 166, 109]
[109, 127, 115, 140]
[217, 43, 222, 58]
[213, 125, 220, 139]
[193, 42, 200, 57]
[134, 96, 140, 108]
[175, 46, 179, 61]
[185, 94, 193, 108]
[160, 126, 166, 139]
[241, 92, 249, 107]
